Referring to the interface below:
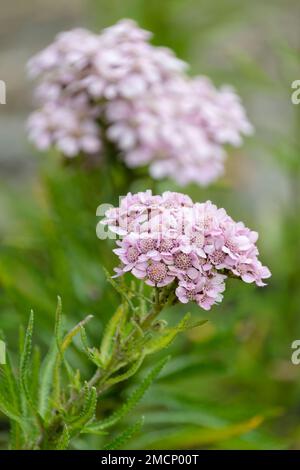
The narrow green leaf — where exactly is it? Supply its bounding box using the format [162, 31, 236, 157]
[54, 296, 63, 348]
[19, 311, 34, 385]
[80, 325, 90, 353]
[106, 354, 145, 387]
[52, 315, 93, 408]
[55, 425, 70, 450]
[30, 346, 41, 407]
[9, 422, 23, 450]
[135, 415, 264, 449]
[19, 311, 44, 432]
[0, 357, 23, 424]
[0, 393, 22, 423]
[68, 383, 97, 432]
[70, 369, 82, 393]
[99, 304, 127, 367]
[104, 417, 144, 450]
[38, 341, 57, 419]
[185, 319, 208, 330]
[84, 355, 169, 433]
[0, 353, 20, 415]
[61, 315, 93, 354]
[80, 326, 103, 367]
[18, 325, 25, 358]
[19, 311, 37, 411]
[143, 313, 191, 355]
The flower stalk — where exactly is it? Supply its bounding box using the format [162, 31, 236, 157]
[2, 279, 188, 450]
[37, 285, 175, 448]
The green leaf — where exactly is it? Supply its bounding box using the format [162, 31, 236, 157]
[134, 416, 264, 449]
[106, 354, 145, 387]
[185, 319, 208, 330]
[84, 355, 169, 434]
[0, 353, 20, 415]
[18, 325, 25, 358]
[104, 417, 144, 450]
[99, 304, 127, 367]
[0, 357, 23, 425]
[19, 311, 36, 411]
[52, 315, 93, 406]
[80, 326, 103, 367]
[71, 369, 82, 393]
[0, 391, 23, 423]
[143, 313, 191, 355]
[38, 341, 57, 419]
[0, 355, 23, 424]
[67, 383, 97, 432]
[9, 422, 23, 450]
[61, 315, 93, 354]
[55, 425, 70, 450]
[30, 346, 41, 407]
[80, 325, 91, 355]
[0, 360, 23, 424]
[54, 296, 63, 349]
[19, 311, 34, 385]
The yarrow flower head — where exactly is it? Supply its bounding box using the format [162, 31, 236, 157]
[101, 190, 271, 311]
[106, 76, 253, 185]
[27, 19, 253, 186]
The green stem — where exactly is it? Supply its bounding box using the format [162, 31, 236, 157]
[37, 283, 177, 449]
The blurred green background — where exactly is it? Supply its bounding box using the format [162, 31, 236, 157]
[0, 0, 300, 449]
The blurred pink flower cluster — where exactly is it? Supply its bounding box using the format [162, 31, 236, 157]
[27, 19, 252, 185]
[106, 76, 253, 185]
[101, 190, 271, 310]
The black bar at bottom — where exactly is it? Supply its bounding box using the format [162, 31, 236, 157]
[0, 449, 299, 465]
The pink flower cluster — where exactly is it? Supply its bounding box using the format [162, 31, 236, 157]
[106, 76, 253, 186]
[27, 19, 252, 185]
[102, 190, 271, 310]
